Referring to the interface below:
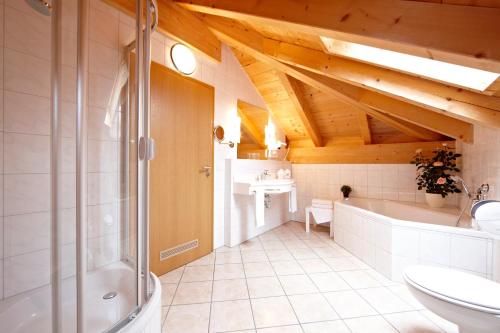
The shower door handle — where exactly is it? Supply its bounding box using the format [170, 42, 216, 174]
[199, 166, 211, 177]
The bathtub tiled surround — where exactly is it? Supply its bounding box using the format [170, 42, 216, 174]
[225, 159, 292, 246]
[334, 200, 495, 282]
[159, 222, 458, 333]
[290, 164, 459, 222]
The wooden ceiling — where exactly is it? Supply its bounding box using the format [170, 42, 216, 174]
[106, 0, 500, 163]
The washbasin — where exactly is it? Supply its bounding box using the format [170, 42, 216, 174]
[233, 178, 295, 195]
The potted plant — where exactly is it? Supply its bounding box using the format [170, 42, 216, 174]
[340, 185, 352, 199]
[411, 144, 461, 208]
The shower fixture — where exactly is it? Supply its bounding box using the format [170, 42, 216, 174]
[26, 0, 52, 16]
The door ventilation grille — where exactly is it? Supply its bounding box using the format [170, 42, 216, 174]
[160, 239, 199, 261]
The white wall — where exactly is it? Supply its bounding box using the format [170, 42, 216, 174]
[225, 159, 292, 246]
[460, 125, 500, 204]
[120, 18, 266, 249]
[290, 164, 459, 222]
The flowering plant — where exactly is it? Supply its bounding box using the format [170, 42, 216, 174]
[410, 144, 461, 198]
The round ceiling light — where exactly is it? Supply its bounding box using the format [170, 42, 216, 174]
[170, 43, 197, 75]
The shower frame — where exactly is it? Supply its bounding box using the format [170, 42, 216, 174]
[49, 0, 157, 332]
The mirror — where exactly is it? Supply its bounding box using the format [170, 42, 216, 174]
[213, 125, 234, 148]
[213, 125, 225, 142]
[237, 100, 287, 160]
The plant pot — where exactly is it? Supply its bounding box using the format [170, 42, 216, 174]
[425, 193, 446, 208]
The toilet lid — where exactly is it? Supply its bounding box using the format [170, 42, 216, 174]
[404, 266, 500, 313]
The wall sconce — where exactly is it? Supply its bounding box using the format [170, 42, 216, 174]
[170, 43, 197, 75]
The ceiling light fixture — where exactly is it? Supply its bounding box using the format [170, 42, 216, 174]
[170, 43, 197, 75]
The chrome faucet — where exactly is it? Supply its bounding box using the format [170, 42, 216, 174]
[452, 176, 490, 226]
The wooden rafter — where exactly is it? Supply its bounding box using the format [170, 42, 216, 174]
[104, 0, 221, 61]
[263, 39, 500, 127]
[277, 73, 324, 146]
[176, 0, 500, 72]
[201, 16, 473, 142]
[368, 110, 443, 142]
[288, 141, 456, 164]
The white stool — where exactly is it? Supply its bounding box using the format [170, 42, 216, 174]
[305, 201, 334, 237]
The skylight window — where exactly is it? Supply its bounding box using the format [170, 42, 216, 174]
[320, 37, 499, 92]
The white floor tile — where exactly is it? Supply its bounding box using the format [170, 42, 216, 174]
[209, 300, 255, 332]
[297, 258, 332, 273]
[308, 272, 351, 292]
[357, 287, 413, 314]
[244, 262, 275, 278]
[344, 316, 398, 333]
[256, 325, 303, 333]
[163, 303, 210, 333]
[161, 283, 177, 306]
[187, 253, 215, 266]
[323, 290, 377, 318]
[159, 266, 184, 284]
[251, 296, 299, 328]
[288, 293, 338, 323]
[212, 278, 249, 301]
[214, 263, 245, 280]
[278, 274, 318, 295]
[242, 250, 269, 263]
[247, 276, 285, 298]
[338, 270, 383, 289]
[271, 261, 305, 276]
[266, 250, 294, 262]
[216, 251, 242, 264]
[302, 320, 351, 333]
[384, 311, 443, 333]
[172, 281, 212, 305]
[181, 265, 214, 282]
[289, 248, 319, 260]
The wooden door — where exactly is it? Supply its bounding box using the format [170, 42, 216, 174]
[149, 61, 214, 276]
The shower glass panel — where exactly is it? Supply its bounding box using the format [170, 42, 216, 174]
[0, 0, 152, 332]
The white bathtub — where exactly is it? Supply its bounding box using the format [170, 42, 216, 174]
[334, 198, 495, 282]
[0, 263, 161, 333]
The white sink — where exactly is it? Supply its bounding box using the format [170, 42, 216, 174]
[234, 178, 295, 195]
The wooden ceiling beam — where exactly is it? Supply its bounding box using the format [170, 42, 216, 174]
[104, 0, 221, 62]
[237, 109, 266, 149]
[263, 39, 500, 128]
[176, 0, 500, 72]
[368, 110, 443, 141]
[288, 141, 456, 164]
[296, 67, 474, 143]
[277, 73, 324, 147]
[201, 16, 473, 142]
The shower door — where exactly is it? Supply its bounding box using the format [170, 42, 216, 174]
[0, 0, 155, 332]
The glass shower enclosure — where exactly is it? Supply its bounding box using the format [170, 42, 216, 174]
[0, 0, 155, 332]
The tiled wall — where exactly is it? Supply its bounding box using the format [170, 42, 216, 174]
[290, 164, 459, 222]
[0, 0, 264, 300]
[460, 125, 500, 204]
[0, 0, 128, 299]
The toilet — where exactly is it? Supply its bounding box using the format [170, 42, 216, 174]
[404, 265, 500, 333]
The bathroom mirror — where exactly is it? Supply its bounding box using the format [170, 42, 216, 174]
[213, 125, 225, 142]
[237, 100, 287, 160]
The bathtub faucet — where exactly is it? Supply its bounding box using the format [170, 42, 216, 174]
[451, 176, 490, 226]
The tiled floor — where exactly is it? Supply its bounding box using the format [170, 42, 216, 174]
[159, 221, 459, 333]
